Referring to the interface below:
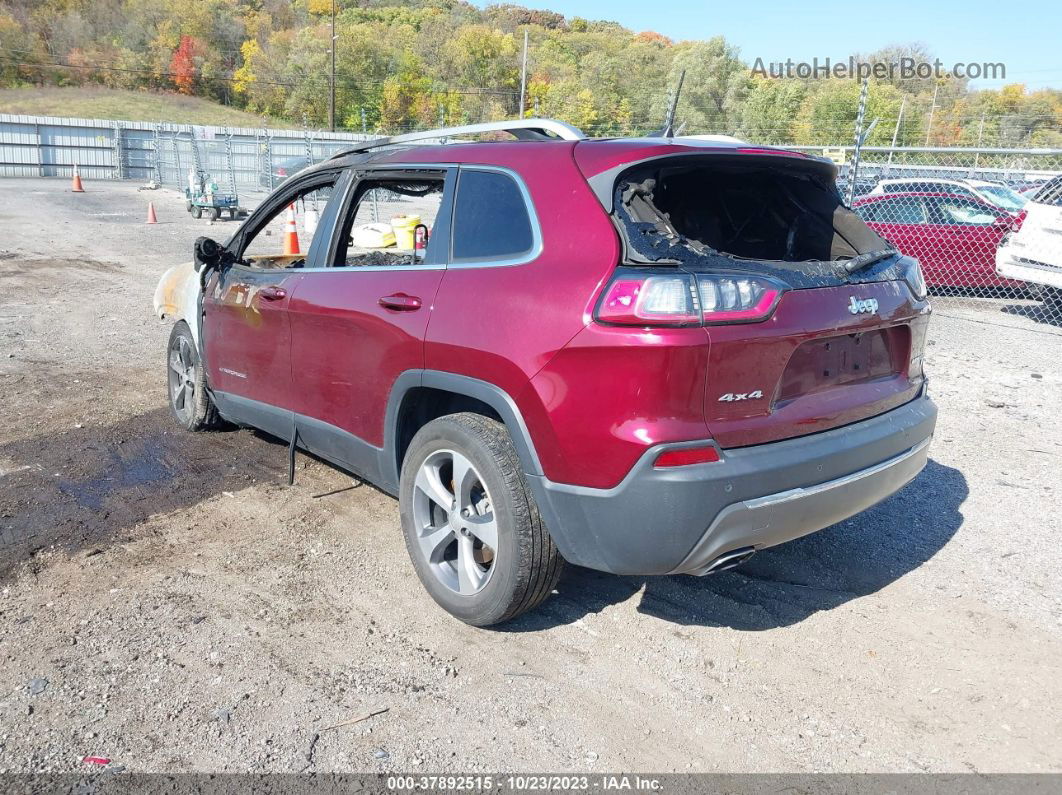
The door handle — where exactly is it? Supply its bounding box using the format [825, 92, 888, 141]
[378, 293, 422, 311]
[259, 286, 287, 301]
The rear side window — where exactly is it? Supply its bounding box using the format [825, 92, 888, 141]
[452, 169, 534, 262]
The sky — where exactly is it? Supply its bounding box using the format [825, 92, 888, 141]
[495, 0, 1062, 91]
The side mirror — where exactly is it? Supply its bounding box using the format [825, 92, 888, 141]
[193, 236, 223, 272]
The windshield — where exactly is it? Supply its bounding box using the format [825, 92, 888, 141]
[976, 185, 1027, 212]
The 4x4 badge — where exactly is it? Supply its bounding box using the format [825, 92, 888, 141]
[849, 296, 879, 315]
[719, 390, 764, 402]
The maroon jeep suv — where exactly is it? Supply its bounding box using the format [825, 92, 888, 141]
[156, 119, 936, 626]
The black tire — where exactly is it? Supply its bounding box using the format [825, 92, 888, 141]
[399, 413, 563, 626]
[185, 200, 193, 212]
[191, 206, 203, 219]
[167, 321, 222, 432]
[228, 208, 238, 220]
[208, 207, 221, 222]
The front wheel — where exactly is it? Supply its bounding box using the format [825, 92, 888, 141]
[399, 413, 563, 626]
[191, 206, 202, 219]
[167, 321, 222, 431]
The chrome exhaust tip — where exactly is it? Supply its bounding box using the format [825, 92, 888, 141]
[694, 546, 756, 576]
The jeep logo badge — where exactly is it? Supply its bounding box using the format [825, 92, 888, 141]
[848, 296, 879, 315]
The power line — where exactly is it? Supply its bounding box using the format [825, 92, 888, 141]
[0, 56, 521, 95]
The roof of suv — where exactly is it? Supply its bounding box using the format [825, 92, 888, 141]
[290, 120, 835, 216]
[313, 134, 816, 180]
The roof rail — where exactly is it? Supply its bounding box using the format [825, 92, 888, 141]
[328, 118, 585, 160]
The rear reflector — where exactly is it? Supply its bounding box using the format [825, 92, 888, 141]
[654, 446, 721, 467]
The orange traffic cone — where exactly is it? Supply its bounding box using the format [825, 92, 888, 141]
[282, 204, 300, 255]
[71, 164, 85, 193]
[146, 202, 158, 224]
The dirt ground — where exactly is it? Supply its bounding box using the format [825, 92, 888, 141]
[0, 178, 1060, 775]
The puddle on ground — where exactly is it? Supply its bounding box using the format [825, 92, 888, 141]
[0, 408, 285, 575]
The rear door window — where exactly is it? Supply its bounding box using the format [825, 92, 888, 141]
[451, 169, 535, 263]
[332, 173, 447, 267]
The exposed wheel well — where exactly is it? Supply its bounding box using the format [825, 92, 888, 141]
[395, 387, 502, 473]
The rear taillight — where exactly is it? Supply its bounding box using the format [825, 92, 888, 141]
[596, 271, 786, 327]
[276, 167, 287, 177]
[597, 275, 701, 325]
[901, 257, 928, 300]
[697, 275, 784, 324]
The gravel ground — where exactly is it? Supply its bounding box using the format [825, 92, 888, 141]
[0, 178, 1060, 775]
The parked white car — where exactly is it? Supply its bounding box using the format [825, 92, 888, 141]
[868, 178, 1027, 214]
[996, 176, 1062, 299]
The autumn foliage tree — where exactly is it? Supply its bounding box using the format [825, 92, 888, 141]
[169, 35, 203, 95]
[0, 0, 1057, 142]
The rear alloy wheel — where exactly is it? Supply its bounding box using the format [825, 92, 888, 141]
[167, 321, 221, 431]
[399, 413, 563, 626]
[413, 448, 498, 596]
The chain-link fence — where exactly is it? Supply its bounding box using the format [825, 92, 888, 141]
[797, 145, 1062, 332]
[2, 113, 1061, 330]
[0, 114, 372, 195]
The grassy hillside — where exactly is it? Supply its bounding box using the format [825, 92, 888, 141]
[0, 87, 290, 128]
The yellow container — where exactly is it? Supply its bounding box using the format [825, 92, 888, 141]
[390, 214, 421, 250]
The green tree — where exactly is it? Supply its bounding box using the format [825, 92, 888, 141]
[737, 77, 807, 143]
[655, 37, 748, 134]
[792, 80, 904, 146]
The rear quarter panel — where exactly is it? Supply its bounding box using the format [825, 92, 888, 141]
[420, 144, 621, 474]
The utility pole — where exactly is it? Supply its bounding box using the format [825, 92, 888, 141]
[846, 78, 871, 207]
[924, 83, 938, 146]
[886, 95, 905, 173]
[973, 112, 986, 169]
[518, 29, 529, 118]
[328, 0, 336, 132]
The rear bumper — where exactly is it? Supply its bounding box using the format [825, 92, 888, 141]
[527, 392, 937, 575]
[996, 246, 1062, 290]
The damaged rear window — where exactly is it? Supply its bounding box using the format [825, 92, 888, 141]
[614, 157, 892, 281]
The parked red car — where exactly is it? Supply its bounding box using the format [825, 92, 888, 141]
[852, 191, 1023, 289]
[155, 120, 936, 625]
